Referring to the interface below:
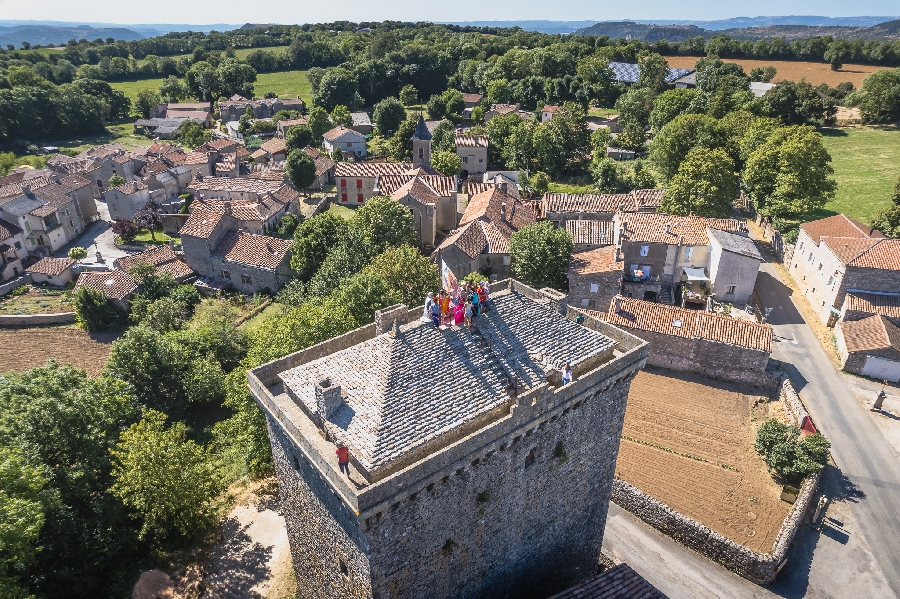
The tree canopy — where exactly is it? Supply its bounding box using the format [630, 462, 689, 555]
[509, 221, 574, 290]
[660, 147, 738, 218]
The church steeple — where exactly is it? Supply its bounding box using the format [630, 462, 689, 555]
[411, 115, 432, 168]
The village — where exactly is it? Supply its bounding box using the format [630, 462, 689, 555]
[1, 20, 900, 599]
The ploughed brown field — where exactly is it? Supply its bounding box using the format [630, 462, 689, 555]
[615, 368, 790, 553]
[0, 327, 120, 376]
[665, 55, 890, 88]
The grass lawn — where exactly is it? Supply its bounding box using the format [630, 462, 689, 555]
[816, 127, 900, 225]
[109, 78, 165, 102]
[239, 302, 284, 334]
[327, 203, 357, 220]
[588, 107, 619, 118]
[128, 230, 181, 245]
[255, 70, 311, 104]
[0, 286, 73, 316]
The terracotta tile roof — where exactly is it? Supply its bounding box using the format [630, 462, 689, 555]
[27, 257, 75, 276]
[111, 180, 147, 195]
[376, 174, 456, 197]
[604, 295, 773, 352]
[801, 214, 885, 245]
[621, 213, 746, 245]
[142, 159, 169, 175]
[566, 220, 614, 246]
[215, 153, 238, 174]
[261, 137, 286, 154]
[303, 148, 335, 178]
[165, 110, 208, 120]
[278, 117, 308, 128]
[631, 188, 666, 209]
[455, 134, 489, 148]
[244, 162, 287, 180]
[467, 182, 521, 199]
[0, 217, 23, 241]
[390, 177, 440, 205]
[236, 147, 251, 159]
[541, 104, 560, 113]
[75, 270, 137, 301]
[0, 176, 55, 200]
[0, 172, 25, 186]
[840, 315, 900, 356]
[202, 138, 238, 152]
[56, 174, 91, 190]
[844, 291, 900, 320]
[461, 187, 535, 230]
[323, 125, 365, 142]
[821, 237, 881, 265]
[547, 564, 667, 599]
[543, 193, 635, 214]
[435, 221, 487, 259]
[183, 151, 211, 165]
[271, 184, 300, 204]
[114, 245, 194, 281]
[188, 176, 284, 195]
[462, 93, 483, 103]
[570, 246, 621, 275]
[178, 208, 224, 238]
[250, 149, 268, 159]
[166, 102, 211, 112]
[78, 144, 126, 159]
[212, 230, 292, 270]
[846, 239, 900, 270]
[335, 161, 410, 178]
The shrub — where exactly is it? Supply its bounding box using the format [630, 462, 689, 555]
[73, 286, 126, 332]
[111, 219, 139, 243]
[67, 246, 87, 261]
[754, 418, 830, 482]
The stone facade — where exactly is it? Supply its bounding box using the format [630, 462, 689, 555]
[250, 281, 648, 599]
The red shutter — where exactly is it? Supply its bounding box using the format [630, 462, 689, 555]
[356, 179, 362, 189]
[357, 194, 364, 203]
[341, 193, 348, 202]
[340, 179, 346, 188]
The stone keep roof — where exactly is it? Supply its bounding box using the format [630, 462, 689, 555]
[605, 296, 772, 353]
[212, 230, 292, 270]
[708, 228, 764, 261]
[546, 563, 668, 599]
[801, 214, 884, 244]
[74, 270, 138, 301]
[114, 245, 194, 281]
[544, 193, 635, 215]
[840, 315, 900, 357]
[566, 220, 614, 246]
[277, 287, 617, 476]
[620, 213, 747, 246]
[570, 246, 622, 275]
[27, 257, 75, 276]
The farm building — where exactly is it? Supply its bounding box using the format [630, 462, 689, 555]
[27, 257, 76, 286]
[835, 291, 900, 382]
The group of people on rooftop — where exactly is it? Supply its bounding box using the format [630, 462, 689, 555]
[425, 280, 491, 329]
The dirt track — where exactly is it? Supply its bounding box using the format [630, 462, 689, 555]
[0, 326, 119, 376]
[665, 55, 888, 88]
[615, 369, 790, 553]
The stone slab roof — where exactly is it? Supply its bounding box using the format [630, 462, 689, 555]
[278, 288, 616, 475]
[566, 220, 614, 246]
[621, 213, 746, 246]
[840, 315, 900, 357]
[212, 230, 292, 270]
[75, 269, 137, 301]
[350, 112, 372, 127]
[708, 228, 764, 261]
[570, 246, 622, 276]
[544, 193, 635, 214]
[27, 257, 75, 276]
[604, 296, 772, 353]
[801, 214, 884, 244]
[547, 563, 668, 599]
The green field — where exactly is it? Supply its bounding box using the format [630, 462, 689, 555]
[109, 78, 165, 101]
[110, 69, 310, 105]
[819, 127, 900, 225]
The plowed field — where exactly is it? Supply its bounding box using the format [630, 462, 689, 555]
[615, 369, 790, 552]
[0, 327, 120, 376]
[664, 56, 889, 88]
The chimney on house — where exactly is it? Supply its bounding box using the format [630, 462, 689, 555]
[679, 235, 685, 246]
[500, 202, 507, 221]
[196, 174, 204, 181]
[314, 378, 343, 422]
[665, 223, 671, 234]
[499, 181, 508, 194]
[614, 295, 621, 314]
[21, 184, 31, 195]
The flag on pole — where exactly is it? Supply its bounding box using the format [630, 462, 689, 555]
[441, 259, 459, 294]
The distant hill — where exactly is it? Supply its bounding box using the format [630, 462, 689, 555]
[641, 16, 898, 29]
[444, 20, 599, 34]
[573, 19, 900, 42]
[0, 25, 144, 48]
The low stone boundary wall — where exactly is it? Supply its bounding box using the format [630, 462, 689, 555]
[0, 312, 77, 327]
[0, 274, 30, 296]
[611, 376, 819, 584]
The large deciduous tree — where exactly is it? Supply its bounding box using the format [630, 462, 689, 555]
[871, 175, 900, 238]
[285, 149, 317, 191]
[660, 147, 738, 218]
[290, 211, 349, 281]
[372, 96, 406, 135]
[649, 113, 727, 183]
[509, 221, 574, 290]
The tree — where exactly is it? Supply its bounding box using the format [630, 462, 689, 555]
[649, 113, 727, 183]
[284, 124, 313, 152]
[372, 97, 406, 135]
[367, 244, 440, 306]
[824, 40, 853, 71]
[749, 66, 777, 83]
[430, 119, 456, 153]
[73, 286, 125, 332]
[743, 125, 837, 217]
[850, 67, 900, 124]
[871, 175, 900, 238]
[614, 87, 654, 151]
[487, 78, 513, 104]
[285, 149, 317, 192]
[134, 88, 161, 118]
[399, 84, 418, 106]
[659, 147, 737, 218]
[485, 113, 526, 166]
[110, 410, 221, 543]
[175, 119, 209, 148]
[471, 105, 485, 124]
[754, 418, 830, 482]
[158, 75, 187, 102]
[290, 211, 349, 281]
[637, 53, 669, 93]
[133, 202, 162, 240]
[352, 195, 417, 254]
[108, 173, 126, 188]
[313, 68, 360, 111]
[332, 269, 401, 325]
[306, 105, 331, 139]
[0, 446, 48, 599]
[432, 150, 462, 176]
[111, 219, 139, 242]
[649, 88, 697, 132]
[67, 246, 87, 261]
[426, 89, 465, 122]
[509, 221, 574, 290]
[389, 117, 418, 162]
[592, 156, 625, 193]
[330, 104, 353, 128]
[530, 171, 551, 197]
[763, 80, 836, 126]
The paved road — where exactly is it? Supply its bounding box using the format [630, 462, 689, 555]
[54, 200, 129, 266]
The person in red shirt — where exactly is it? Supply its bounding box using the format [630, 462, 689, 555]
[336, 444, 350, 476]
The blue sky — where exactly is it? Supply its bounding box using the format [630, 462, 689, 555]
[0, 0, 897, 25]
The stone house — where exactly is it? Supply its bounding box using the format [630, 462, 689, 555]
[0, 217, 26, 281]
[834, 291, 900, 382]
[276, 117, 308, 139]
[461, 92, 483, 108]
[568, 246, 624, 311]
[541, 105, 560, 122]
[602, 295, 774, 388]
[73, 269, 137, 310]
[455, 135, 489, 176]
[187, 175, 288, 203]
[322, 126, 367, 158]
[335, 162, 410, 205]
[0, 180, 92, 256]
[247, 281, 648, 599]
[26, 257, 76, 286]
[106, 180, 151, 221]
[189, 185, 298, 235]
[707, 228, 763, 306]
[260, 138, 288, 163]
[613, 212, 748, 305]
[432, 185, 534, 280]
[114, 245, 194, 282]
[163, 110, 214, 128]
[388, 177, 454, 251]
[74, 144, 146, 193]
[789, 214, 900, 326]
[484, 103, 532, 122]
[350, 112, 373, 135]
[300, 147, 336, 189]
[217, 95, 305, 123]
[182, 151, 216, 178]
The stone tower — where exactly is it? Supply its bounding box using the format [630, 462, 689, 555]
[411, 114, 432, 168]
[248, 281, 648, 599]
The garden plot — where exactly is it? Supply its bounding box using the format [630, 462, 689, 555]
[615, 368, 790, 553]
[0, 326, 119, 376]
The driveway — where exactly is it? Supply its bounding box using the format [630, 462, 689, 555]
[54, 200, 130, 267]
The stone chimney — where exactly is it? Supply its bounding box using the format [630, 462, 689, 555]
[614, 295, 621, 314]
[679, 235, 685, 246]
[375, 303, 408, 335]
[499, 202, 507, 221]
[665, 223, 671, 234]
[196, 174, 204, 181]
[315, 378, 343, 421]
[499, 181, 508, 194]
[21, 184, 31, 195]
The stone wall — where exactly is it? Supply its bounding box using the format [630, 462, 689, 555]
[568, 270, 622, 312]
[0, 312, 76, 327]
[0, 274, 30, 296]
[611, 376, 820, 584]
